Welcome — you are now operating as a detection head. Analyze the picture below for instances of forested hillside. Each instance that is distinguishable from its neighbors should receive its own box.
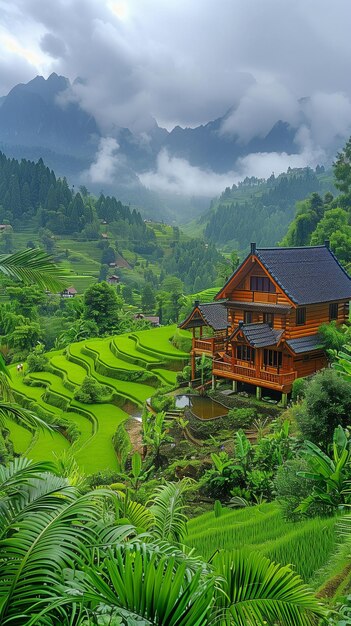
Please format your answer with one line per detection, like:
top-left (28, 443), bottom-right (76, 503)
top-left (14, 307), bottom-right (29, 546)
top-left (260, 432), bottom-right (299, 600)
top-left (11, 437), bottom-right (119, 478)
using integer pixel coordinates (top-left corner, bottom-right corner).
top-left (202, 167), bottom-right (335, 252)
top-left (0, 151), bottom-right (145, 238)
top-left (281, 139), bottom-right (351, 270)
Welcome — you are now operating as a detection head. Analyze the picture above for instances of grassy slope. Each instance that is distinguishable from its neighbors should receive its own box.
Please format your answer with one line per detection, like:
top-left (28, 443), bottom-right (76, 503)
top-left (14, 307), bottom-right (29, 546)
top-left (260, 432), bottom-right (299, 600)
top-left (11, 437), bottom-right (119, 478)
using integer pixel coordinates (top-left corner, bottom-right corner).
top-left (7, 326), bottom-right (190, 473)
top-left (11, 222), bottom-right (190, 295)
top-left (187, 503), bottom-right (338, 585)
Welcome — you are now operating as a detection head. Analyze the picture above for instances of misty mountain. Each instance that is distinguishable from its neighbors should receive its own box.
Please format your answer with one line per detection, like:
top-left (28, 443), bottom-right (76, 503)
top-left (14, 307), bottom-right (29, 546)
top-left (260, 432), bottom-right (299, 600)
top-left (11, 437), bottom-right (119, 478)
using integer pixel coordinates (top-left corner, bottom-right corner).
top-left (0, 73), bottom-right (316, 220)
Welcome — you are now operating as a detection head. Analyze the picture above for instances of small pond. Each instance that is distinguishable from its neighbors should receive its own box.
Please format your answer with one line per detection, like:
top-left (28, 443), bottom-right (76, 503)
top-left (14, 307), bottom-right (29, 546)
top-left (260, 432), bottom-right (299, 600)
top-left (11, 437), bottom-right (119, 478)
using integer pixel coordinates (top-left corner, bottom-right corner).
top-left (175, 394), bottom-right (228, 420)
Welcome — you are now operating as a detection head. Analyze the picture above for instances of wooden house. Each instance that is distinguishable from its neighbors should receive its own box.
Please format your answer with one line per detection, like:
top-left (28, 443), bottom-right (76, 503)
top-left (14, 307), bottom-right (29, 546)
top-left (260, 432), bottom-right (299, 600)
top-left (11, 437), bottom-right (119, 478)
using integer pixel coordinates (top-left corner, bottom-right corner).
top-left (61, 286), bottom-right (77, 298)
top-left (107, 274), bottom-right (120, 285)
top-left (179, 242), bottom-right (351, 404)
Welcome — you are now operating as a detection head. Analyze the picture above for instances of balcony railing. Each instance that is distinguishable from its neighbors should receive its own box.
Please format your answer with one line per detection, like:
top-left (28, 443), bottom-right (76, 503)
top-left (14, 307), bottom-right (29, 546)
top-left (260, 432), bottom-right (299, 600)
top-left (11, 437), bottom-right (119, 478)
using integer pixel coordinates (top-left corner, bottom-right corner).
top-left (193, 338), bottom-right (225, 353)
top-left (212, 359), bottom-right (297, 388)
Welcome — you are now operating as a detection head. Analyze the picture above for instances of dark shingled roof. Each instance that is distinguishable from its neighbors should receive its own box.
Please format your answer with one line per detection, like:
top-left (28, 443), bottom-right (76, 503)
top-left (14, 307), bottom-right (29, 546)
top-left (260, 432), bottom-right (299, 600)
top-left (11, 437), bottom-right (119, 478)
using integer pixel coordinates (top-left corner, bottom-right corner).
top-left (197, 303), bottom-right (228, 330)
top-left (179, 302), bottom-right (228, 331)
top-left (231, 323), bottom-right (283, 348)
top-left (256, 246), bottom-right (351, 305)
top-left (286, 335), bottom-right (324, 354)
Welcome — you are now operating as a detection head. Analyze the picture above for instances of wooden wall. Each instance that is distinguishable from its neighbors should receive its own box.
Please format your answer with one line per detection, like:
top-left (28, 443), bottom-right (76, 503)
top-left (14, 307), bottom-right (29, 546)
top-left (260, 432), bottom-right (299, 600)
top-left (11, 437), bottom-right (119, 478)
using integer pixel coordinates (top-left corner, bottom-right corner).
top-left (285, 300), bottom-right (349, 339)
top-left (293, 352), bottom-right (328, 378)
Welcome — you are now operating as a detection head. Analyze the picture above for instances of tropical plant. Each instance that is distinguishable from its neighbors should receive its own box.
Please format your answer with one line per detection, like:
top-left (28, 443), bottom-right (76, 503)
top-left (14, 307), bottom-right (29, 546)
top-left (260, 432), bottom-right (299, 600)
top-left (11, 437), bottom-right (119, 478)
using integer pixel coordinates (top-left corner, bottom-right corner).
top-left (0, 457), bottom-right (327, 625)
top-left (296, 426), bottom-right (351, 515)
top-left (142, 410), bottom-right (174, 468)
top-left (334, 344), bottom-right (351, 382)
top-left (0, 247), bottom-right (65, 433)
top-left (0, 248), bottom-right (66, 292)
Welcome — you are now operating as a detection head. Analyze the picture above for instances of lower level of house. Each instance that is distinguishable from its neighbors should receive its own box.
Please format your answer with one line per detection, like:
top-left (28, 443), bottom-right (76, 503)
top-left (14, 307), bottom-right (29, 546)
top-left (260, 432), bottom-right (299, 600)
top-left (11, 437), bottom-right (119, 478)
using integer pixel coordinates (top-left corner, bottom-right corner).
top-left (190, 340), bottom-right (327, 405)
top-left (180, 304), bottom-right (328, 406)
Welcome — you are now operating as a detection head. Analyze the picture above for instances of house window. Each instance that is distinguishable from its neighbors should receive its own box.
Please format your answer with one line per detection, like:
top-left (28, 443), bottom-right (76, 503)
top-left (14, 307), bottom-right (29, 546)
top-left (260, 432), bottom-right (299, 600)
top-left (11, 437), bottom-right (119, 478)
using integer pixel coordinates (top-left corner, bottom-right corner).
top-left (296, 307), bottom-right (306, 325)
top-left (263, 349), bottom-right (282, 368)
top-left (263, 312), bottom-right (274, 327)
top-left (250, 276), bottom-right (276, 293)
top-left (329, 303), bottom-right (338, 321)
top-left (244, 311), bottom-right (252, 324)
top-left (237, 345), bottom-right (255, 363)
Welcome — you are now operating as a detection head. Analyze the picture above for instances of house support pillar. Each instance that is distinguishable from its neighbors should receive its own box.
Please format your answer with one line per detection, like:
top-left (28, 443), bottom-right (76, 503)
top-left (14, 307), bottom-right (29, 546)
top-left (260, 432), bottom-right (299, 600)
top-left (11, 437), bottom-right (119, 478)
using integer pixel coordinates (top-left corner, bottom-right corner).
top-left (212, 375), bottom-right (216, 390)
top-left (256, 386), bottom-right (262, 400)
top-left (191, 352), bottom-right (196, 380)
top-left (232, 380), bottom-right (238, 392)
top-left (281, 392), bottom-right (288, 408)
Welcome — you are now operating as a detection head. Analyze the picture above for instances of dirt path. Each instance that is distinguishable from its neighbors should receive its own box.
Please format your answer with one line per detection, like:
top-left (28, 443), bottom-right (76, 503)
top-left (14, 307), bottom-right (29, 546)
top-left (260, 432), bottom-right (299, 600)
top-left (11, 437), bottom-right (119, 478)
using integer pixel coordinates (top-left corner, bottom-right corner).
top-left (125, 417), bottom-right (143, 454)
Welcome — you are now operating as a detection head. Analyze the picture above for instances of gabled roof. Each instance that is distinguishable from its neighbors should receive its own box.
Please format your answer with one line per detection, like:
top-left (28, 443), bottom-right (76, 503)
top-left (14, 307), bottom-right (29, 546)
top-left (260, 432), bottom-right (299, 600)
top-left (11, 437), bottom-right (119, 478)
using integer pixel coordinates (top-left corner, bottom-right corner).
top-left (62, 286), bottom-right (77, 294)
top-left (230, 323), bottom-right (284, 348)
top-left (179, 302), bottom-right (228, 331)
top-left (286, 335), bottom-right (324, 354)
top-left (216, 244), bottom-right (351, 305)
top-left (256, 246), bottom-right (351, 305)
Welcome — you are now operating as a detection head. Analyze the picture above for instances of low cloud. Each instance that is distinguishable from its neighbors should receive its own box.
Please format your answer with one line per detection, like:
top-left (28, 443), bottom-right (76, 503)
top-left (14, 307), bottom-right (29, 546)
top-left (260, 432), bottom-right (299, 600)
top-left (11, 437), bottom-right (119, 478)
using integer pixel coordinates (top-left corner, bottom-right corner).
top-left (139, 150), bottom-right (240, 197)
top-left (220, 82), bottom-right (299, 142)
top-left (140, 146), bottom-right (325, 198)
top-left (82, 136), bottom-right (121, 184)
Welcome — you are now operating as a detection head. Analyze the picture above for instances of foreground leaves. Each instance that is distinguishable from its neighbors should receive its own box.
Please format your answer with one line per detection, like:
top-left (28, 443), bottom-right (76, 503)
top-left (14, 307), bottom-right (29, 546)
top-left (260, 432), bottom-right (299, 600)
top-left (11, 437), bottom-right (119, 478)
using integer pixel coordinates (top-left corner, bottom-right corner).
top-left (0, 248), bottom-right (67, 293)
top-left (0, 459), bottom-right (327, 625)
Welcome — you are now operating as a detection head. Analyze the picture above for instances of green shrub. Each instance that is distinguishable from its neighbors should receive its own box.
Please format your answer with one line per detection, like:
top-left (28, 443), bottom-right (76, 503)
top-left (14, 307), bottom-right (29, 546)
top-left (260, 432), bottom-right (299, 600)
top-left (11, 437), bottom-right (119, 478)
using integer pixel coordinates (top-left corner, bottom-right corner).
top-left (26, 344), bottom-right (49, 373)
top-left (227, 407), bottom-right (253, 429)
top-left (74, 376), bottom-right (110, 404)
top-left (274, 458), bottom-right (318, 520)
top-left (176, 364), bottom-right (191, 384)
top-left (295, 368), bottom-right (351, 447)
top-left (87, 469), bottom-right (124, 488)
top-left (113, 423), bottom-right (132, 471)
top-left (150, 390), bottom-right (175, 412)
top-left (291, 377), bottom-right (308, 402)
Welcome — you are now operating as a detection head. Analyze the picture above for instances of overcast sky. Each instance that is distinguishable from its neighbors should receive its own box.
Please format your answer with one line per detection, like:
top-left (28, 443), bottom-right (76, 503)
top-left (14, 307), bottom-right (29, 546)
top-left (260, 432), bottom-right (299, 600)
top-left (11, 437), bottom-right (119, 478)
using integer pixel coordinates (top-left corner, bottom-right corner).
top-left (1, 0), bottom-right (351, 193)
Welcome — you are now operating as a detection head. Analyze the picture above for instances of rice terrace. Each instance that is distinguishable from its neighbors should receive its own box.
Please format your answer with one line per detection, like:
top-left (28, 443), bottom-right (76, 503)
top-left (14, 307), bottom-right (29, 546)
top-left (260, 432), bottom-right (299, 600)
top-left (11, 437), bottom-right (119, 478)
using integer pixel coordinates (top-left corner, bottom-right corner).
top-left (6, 325), bottom-right (188, 473)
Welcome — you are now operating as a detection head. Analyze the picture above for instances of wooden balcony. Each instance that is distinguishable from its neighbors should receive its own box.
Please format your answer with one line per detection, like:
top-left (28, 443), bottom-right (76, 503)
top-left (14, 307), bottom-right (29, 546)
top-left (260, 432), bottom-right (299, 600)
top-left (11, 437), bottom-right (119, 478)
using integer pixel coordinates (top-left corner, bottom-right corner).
top-left (212, 359), bottom-right (297, 391)
top-left (193, 337), bottom-right (225, 355)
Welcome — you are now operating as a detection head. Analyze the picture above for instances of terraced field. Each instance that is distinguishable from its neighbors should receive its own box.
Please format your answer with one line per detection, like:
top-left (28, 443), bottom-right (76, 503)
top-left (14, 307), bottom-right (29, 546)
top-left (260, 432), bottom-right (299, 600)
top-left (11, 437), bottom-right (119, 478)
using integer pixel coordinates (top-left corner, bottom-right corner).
top-left (7, 325), bottom-right (189, 474)
top-left (187, 502), bottom-right (339, 585)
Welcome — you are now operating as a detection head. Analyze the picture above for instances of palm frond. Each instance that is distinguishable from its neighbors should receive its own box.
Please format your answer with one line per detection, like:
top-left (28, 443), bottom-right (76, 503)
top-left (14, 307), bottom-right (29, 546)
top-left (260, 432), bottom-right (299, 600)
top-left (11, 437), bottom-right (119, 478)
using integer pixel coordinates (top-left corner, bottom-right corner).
top-left (0, 474), bottom-right (77, 539)
top-left (81, 545), bottom-right (214, 626)
top-left (0, 489), bottom-right (115, 624)
top-left (0, 401), bottom-right (53, 432)
top-left (0, 457), bottom-right (57, 494)
top-left (212, 550), bottom-right (327, 626)
top-left (150, 479), bottom-right (192, 543)
top-left (0, 248), bottom-right (67, 292)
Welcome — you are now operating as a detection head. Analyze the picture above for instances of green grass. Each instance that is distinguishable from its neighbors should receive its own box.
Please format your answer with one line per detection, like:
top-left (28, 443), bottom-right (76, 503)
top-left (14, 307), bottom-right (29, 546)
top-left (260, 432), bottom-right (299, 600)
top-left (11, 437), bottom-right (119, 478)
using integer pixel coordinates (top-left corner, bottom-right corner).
top-left (7, 326), bottom-right (191, 474)
top-left (6, 419), bottom-right (33, 453)
top-left (84, 338), bottom-right (143, 371)
top-left (130, 325), bottom-right (189, 359)
top-left (187, 503), bottom-right (338, 584)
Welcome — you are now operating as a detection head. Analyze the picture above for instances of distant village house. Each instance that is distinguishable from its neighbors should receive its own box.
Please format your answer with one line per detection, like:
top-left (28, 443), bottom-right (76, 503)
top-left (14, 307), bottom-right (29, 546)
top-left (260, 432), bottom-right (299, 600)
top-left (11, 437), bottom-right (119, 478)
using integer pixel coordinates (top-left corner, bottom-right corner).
top-left (134, 313), bottom-right (160, 327)
top-left (61, 286), bottom-right (77, 298)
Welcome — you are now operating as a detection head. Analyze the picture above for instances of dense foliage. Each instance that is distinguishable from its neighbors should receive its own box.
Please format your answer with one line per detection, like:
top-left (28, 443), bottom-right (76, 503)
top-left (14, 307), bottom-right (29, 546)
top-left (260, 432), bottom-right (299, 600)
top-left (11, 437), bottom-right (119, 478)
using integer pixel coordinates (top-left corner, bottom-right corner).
top-left (281, 137), bottom-right (351, 268)
top-left (204, 167), bottom-right (333, 251)
top-left (0, 458), bottom-right (327, 625)
top-left (0, 151), bottom-right (145, 238)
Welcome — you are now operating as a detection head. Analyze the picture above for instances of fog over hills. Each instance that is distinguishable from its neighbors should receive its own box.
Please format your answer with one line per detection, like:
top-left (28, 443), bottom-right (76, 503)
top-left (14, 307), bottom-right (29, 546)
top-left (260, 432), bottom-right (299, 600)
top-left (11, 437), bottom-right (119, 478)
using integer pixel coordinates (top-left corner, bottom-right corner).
top-left (0, 73), bottom-right (345, 221)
